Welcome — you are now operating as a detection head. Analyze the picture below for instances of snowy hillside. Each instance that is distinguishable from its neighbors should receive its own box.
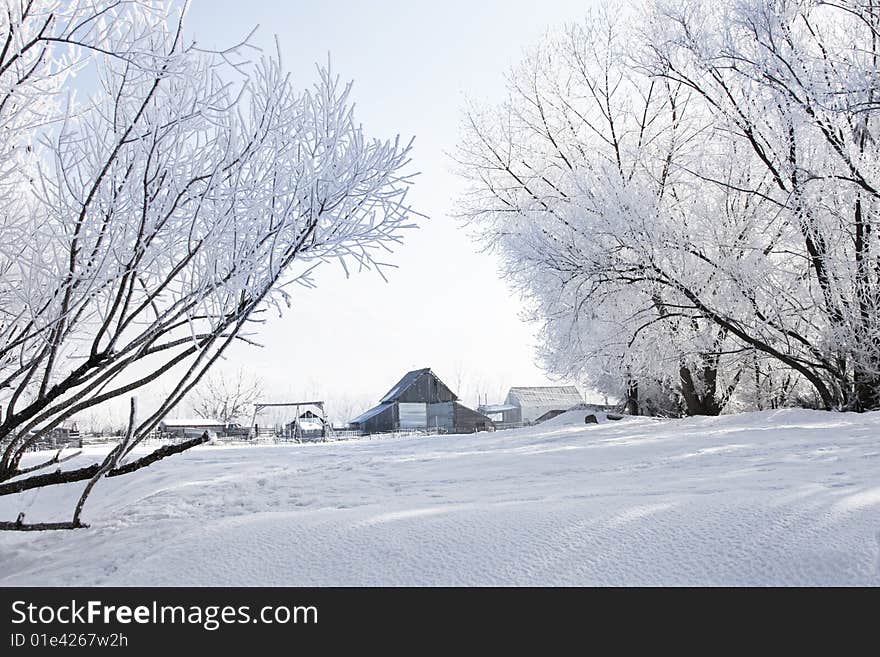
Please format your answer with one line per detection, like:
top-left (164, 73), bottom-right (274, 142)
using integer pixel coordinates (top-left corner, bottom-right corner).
top-left (1, 409), bottom-right (879, 586)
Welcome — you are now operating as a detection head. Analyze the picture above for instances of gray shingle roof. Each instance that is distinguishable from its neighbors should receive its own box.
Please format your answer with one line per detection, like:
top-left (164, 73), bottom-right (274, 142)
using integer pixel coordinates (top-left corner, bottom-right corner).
top-left (350, 402), bottom-right (393, 425)
top-left (379, 367), bottom-right (432, 403)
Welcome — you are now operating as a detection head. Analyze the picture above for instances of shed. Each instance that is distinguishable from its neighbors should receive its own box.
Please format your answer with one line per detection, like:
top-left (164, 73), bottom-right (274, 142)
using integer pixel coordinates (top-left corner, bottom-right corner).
top-left (283, 407), bottom-right (328, 442)
top-left (501, 386), bottom-right (585, 424)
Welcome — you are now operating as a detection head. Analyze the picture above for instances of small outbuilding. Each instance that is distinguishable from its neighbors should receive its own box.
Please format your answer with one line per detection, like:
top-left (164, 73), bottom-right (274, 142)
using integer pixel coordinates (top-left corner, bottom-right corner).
top-left (350, 368), bottom-right (493, 435)
top-left (488, 386), bottom-right (585, 425)
top-left (284, 408), bottom-right (328, 442)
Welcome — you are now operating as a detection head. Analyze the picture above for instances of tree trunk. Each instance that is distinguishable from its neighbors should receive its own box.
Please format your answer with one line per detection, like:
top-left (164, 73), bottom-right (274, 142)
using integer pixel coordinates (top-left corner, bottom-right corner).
top-left (679, 364), bottom-right (722, 416)
top-left (624, 380), bottom-right (640, 415)
top-left (853, 368), bottom-right (880, 411)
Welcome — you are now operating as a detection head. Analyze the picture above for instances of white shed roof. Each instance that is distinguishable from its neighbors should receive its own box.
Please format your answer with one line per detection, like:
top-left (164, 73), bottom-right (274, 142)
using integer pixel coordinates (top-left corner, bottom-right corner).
top-left (505, 386), bottom-right (583, 408)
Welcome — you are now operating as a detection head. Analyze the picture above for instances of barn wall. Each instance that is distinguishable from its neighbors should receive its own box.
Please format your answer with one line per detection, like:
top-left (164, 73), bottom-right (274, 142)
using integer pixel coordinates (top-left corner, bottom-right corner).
top-left (453, 403), bottom-right (494, 433)
top-left (396, 372), bottom-right (457, 404)
top-left (359, 404), bottom-right (397, 434)
top-left (427, 402), bottom-right (455, 431)
top-left (502, 408), bottom-right (522, 424)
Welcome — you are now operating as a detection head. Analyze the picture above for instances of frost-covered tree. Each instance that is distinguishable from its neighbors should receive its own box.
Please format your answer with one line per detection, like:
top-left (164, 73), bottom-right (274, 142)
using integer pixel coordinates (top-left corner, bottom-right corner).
top-left (647, 0), bottom-right (880, 410)
top-left (190, 370), bottom-right (262, 425)
top-left (455, 8), bottom-right (745, 415)
top-left (0, 1), bottom-right (416, 528)
top-left (456, 0), bottom-right (880, 414)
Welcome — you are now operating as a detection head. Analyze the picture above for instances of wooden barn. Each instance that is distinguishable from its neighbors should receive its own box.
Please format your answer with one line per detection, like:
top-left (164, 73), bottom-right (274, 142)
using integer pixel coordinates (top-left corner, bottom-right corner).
top-left (350, 368), bottom-right (493, 435)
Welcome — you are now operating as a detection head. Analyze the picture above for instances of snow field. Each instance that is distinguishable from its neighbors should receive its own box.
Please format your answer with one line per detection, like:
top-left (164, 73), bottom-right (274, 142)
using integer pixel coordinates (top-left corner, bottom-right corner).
top-left (1, 409), bottom-right (879, 586)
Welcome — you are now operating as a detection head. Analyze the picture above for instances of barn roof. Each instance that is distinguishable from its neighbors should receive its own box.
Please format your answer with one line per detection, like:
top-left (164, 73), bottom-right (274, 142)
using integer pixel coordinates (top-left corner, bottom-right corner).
top-left (350, 402), bottom-right (393, 425)
top-left (506, 386), bottom-right (583, 408)
top-left (379, 368), bottom-right (457, 403)
top-left (380, 368), bottom-right (429, 402)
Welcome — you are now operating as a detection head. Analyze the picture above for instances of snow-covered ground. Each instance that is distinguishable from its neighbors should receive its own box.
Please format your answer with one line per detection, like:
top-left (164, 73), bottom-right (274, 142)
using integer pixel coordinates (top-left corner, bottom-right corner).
top-left (1, 409), bottom-right (879, 586)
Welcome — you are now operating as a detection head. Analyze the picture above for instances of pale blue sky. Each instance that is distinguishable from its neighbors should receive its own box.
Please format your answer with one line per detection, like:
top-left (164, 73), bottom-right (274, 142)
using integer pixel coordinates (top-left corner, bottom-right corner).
top-left (184, 0), bottom-right (600, 415)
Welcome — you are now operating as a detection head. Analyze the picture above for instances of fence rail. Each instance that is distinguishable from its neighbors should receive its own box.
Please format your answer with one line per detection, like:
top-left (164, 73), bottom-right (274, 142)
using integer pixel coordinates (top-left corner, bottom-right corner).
top-left (16, 424), bottom-right (469, 453)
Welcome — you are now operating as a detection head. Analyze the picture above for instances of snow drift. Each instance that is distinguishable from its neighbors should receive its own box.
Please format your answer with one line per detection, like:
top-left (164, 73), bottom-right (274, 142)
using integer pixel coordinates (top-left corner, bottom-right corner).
top-left (1, 409), bottom-right (879, 586)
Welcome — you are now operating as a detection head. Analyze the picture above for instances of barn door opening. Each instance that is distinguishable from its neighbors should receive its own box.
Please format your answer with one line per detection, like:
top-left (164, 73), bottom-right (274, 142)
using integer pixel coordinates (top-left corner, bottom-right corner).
top-left (398, 403), bottom-right (427, 429)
